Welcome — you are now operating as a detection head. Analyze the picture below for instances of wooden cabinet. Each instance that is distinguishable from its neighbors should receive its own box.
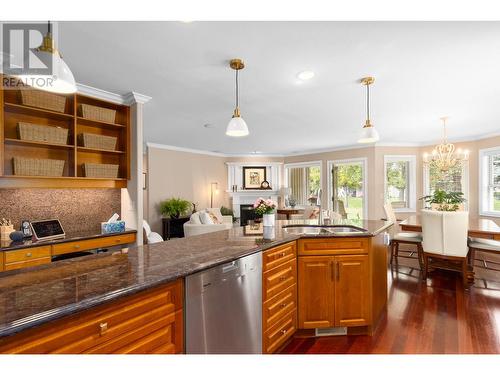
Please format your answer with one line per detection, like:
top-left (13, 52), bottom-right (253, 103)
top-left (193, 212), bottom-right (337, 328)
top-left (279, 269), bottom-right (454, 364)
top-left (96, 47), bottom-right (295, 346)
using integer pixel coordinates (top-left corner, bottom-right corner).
top-left (0, 280), bottom-right (184, 354)
top-left (1, 233), bottom-right (136, 273)
top-left (297, 256), bottom-right (336, 329)
top-left (334, 255), bottom-right (370, 327)
top-left (297, 238), bottom-right (374, 331)
top-left (3, 245), bottom-right (52, 271)
top-left (262, 241), bottom-right (297, 354)
top-left (51, 233), bottom-right (136, 256)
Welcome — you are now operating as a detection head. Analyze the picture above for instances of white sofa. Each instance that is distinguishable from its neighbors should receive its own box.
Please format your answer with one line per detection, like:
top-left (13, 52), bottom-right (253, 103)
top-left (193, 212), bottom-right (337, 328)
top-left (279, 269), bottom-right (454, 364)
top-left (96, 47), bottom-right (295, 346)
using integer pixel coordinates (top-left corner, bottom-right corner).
top-left (183, 208), bottom-right (233, 237)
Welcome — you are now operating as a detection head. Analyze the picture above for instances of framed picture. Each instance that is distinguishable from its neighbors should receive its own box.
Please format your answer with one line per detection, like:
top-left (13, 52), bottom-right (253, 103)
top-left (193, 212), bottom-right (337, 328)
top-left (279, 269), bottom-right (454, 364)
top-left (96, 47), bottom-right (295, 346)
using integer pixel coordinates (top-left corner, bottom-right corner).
top-left (243, 167), bottom-right (267, 189)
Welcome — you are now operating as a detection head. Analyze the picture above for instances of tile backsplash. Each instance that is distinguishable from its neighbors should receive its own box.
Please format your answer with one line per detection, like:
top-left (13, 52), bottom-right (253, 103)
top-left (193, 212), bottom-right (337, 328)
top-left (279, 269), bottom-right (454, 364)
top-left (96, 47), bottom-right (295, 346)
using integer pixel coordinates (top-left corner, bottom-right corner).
top-left (0, 189), bottom-right (121, 233)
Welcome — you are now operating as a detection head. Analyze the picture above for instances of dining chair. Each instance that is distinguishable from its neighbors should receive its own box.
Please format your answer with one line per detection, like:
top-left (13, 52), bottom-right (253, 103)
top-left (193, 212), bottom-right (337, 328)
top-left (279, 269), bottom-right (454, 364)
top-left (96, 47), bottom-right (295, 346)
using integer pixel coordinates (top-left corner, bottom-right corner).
top-left (384, 203), bottom-right (423, 267)
top-left (143, 220), bottom-right (164, 244)
top-left (421, 209), bottom-right (470, 285)
top-left (467, 238), bottom-right (500, 273)
top-left (337, 200), bottom-right (348, 219)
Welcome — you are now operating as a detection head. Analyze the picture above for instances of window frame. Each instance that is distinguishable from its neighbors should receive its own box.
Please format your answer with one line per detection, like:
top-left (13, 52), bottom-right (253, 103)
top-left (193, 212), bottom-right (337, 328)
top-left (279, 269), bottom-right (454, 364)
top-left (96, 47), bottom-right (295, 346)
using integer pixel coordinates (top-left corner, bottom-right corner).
top-left (423, 159), bottom-right (469, 210)
top-left (327, 158), bottom-right (368, 219)
top-left (283, 160), bottom-right (322, 208)
top-left (383, 155), bottom-right (417, 213)
top-left (479, 146), bottom-right (500, 217)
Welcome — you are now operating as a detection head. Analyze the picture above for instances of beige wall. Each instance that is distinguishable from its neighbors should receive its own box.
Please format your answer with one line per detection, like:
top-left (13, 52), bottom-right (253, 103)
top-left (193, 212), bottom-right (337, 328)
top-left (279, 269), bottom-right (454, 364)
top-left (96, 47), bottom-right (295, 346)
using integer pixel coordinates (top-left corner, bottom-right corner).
top-left (147, 147), bottom-right (229, 233)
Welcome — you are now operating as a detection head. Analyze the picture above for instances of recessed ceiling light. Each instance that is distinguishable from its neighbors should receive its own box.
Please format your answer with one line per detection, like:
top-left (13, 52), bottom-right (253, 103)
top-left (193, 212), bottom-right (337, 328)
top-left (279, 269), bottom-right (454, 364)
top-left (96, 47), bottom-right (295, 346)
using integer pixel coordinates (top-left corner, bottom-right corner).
top-left (203, 123), bottom-right (215, 129)
top-left (297, 70), bottom-right (315, 81)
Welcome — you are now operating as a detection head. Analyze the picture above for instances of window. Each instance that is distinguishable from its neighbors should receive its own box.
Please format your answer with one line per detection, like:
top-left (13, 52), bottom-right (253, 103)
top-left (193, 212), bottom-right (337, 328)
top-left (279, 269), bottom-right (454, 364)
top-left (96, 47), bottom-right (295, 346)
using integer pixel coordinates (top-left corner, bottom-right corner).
top-left (328, 158), bottom-right (368, 220)
top-left (384, 155), bottom-right (416, 212)
top-left (423, 160), bottom-right (469, 208)
top-left (480, 147), bottom-right (500, 217)
top-left (284, 161), bottom-right (322, 207)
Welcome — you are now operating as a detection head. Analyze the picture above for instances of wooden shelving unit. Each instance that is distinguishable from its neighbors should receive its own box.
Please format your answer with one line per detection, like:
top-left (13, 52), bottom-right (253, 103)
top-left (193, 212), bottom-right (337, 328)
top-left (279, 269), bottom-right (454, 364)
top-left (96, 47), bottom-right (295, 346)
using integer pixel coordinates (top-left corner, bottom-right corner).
top-left (0, 80), bottom-right (130, 188)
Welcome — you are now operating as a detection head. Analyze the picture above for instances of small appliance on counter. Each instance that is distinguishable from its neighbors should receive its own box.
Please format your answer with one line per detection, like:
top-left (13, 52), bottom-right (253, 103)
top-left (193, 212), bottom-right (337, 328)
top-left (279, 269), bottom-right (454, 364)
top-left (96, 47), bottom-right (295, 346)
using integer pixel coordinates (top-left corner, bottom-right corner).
top-left (30, 219), bottom-right (65, 241)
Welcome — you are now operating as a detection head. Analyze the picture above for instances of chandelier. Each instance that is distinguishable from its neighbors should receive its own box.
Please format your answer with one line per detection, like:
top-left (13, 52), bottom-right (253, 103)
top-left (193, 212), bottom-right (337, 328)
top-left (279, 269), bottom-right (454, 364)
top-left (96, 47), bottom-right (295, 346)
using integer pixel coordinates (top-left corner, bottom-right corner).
top-left (423, 117), bottom-right (469, 172)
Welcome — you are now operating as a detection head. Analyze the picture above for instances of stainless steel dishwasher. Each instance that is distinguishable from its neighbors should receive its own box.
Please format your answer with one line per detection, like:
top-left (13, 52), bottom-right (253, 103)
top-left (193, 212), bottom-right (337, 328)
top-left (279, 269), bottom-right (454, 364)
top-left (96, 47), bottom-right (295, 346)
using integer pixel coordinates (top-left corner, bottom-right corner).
top-left (185, 252), bottom-right (262, 354)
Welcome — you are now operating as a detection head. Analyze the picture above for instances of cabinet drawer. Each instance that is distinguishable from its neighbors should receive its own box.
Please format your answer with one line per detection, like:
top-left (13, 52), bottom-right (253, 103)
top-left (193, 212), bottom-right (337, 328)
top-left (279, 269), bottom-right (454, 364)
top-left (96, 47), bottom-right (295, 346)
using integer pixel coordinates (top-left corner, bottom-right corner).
top-left (263, 258), bottom-right (296, 301)
top-left (4, 257), bottom-right (51, 271)
top-left (0, 280), bottom-right (183, 354)
top-left (298, 238), bottom-right (369, 256)
top-left (263, 309), bottom-right (297, 354)
top-left (263, 242), bottom-right (296, 272)
top-left (52, 233), bottom-right (136, 256)
top-left (263, 283), bottom-right (296, 330)
top-left (4, 246), bottom-right (51, 264)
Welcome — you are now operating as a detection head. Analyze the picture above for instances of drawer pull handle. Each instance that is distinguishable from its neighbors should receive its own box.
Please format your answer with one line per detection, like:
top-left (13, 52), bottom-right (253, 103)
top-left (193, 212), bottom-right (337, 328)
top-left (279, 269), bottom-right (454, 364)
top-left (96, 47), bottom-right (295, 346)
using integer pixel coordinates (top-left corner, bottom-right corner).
top-left (73, 245), bottom-right (80, 249)
top-left (280, 303), bottom-right (287, 308)
top-left (99, 322), bottom-right (108, 336)
top-left (25, 252), bottom-right (32, 257)
top-left (279, 276), bottom-right (287, 281)
top-left (279, 252), bottom-right (286, 257)
top-left (280, 329), bottom-right (287, 335)
top-left (115, 239), bottom-right (121, 243)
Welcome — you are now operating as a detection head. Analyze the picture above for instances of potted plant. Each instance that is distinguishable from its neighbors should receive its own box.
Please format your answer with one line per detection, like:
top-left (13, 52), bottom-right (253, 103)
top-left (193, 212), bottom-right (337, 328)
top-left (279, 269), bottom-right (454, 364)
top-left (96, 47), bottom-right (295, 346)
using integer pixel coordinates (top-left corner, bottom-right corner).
top-left (160, 198), bottom-right (191, 219)
top-left (419, 189), bottom-right (466, 212)
top-left (254, 197), bottom-right (277, 227)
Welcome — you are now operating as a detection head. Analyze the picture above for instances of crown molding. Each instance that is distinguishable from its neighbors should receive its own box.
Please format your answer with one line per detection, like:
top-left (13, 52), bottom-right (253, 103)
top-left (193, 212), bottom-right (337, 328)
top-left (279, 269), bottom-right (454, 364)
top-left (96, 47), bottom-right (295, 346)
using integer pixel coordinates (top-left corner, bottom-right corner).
top-left (146, 130), bottom-right (500, 159)
top-left (123, 92), bottom-right (152, 105)
top-left (76, 84), bottom-right (152, 106)
top-left (146, 142), bottom-right (226, 157)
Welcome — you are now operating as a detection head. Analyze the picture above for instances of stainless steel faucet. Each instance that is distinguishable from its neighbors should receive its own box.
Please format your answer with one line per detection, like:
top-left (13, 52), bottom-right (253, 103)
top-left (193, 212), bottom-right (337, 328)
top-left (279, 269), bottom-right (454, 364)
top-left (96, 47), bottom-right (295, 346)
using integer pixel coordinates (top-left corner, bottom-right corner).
top-left (316, 188), bottom-right (323, 225)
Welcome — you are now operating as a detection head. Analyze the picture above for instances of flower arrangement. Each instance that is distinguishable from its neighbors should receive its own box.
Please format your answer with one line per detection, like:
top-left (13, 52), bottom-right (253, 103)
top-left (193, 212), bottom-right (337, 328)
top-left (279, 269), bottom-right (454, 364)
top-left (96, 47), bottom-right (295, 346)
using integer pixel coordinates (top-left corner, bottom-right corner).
top-left (253, 197), bottom-right (277, 215)
top-left (419, 189), bottom-right (466, 212)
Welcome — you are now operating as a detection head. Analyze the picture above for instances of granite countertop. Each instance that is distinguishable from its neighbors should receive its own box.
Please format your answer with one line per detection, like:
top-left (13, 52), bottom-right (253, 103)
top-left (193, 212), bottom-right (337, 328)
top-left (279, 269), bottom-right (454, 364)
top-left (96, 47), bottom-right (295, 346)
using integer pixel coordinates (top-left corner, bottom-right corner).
top-left (0, 229), bottom-right (137, 252)
top-left (0, 219), bottom-right (392, 339)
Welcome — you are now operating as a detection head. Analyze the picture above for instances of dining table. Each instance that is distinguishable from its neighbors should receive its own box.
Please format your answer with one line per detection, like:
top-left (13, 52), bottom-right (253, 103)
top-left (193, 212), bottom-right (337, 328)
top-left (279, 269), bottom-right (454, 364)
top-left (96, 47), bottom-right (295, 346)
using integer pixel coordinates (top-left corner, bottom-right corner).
top-left (399, 215), bottom-right (500, 240)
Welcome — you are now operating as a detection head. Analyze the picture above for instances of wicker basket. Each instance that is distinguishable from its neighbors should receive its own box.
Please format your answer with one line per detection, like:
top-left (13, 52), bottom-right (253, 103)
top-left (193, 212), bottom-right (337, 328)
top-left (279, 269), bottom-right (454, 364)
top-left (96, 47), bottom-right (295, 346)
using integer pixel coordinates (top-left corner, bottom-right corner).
top-left (78, 133), bottom-right (117, 151)
top-left (20, 90), bottom-right (66, 113)
top-left (13, 157), bottom-right (65, 177)
top-left (18, 122), bottom-right (69, 145)
top-left (79, 104), bottom-right (116, 123)
top-left (83, 163), bottom-right (119, 178)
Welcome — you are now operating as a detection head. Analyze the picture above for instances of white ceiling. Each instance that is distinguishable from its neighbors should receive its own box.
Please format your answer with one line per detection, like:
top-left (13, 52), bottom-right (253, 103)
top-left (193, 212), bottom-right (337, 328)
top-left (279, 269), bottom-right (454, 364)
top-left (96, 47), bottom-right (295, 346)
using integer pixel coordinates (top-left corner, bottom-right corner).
top-left (58, 21), bottom-right (500, 155)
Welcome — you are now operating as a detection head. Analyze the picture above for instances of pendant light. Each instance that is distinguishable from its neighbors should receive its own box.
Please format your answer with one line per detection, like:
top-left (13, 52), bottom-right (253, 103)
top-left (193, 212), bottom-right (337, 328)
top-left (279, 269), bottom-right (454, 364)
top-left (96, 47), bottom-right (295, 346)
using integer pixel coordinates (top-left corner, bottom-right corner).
top-left (226, 58), bottom-right (249, 137)
top-left (358, 76), bottom-right (380, 143)
top-left (16, 21), bottom-right (76, 94)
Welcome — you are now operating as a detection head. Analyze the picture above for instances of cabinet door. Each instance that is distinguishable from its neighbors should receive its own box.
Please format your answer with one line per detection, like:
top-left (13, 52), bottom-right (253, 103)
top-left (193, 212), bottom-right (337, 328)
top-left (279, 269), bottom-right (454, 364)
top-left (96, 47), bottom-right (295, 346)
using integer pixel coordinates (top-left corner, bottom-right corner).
top-left (297, 256), bottom-right (335, 329)
top-left (334, 254), bottom-right (370, 327)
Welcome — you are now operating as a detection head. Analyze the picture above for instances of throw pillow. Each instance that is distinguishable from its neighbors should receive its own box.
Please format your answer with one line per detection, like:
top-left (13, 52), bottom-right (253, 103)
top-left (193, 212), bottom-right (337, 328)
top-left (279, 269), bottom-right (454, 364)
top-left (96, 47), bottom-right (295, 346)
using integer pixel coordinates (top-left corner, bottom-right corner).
top-left (200, 211), bottom-right (214, 225)
top-left (206, 208), bottom-right (224, 223)
top-left (207, 212), bottom-right (221, 224)
top-left (190, 212), bottom-right (202, 224)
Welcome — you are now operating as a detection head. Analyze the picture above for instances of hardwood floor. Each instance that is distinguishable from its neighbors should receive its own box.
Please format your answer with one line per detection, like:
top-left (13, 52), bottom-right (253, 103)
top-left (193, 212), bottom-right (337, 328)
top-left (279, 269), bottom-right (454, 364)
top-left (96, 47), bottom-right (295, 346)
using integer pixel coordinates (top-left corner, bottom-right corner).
top-left (281, 247), bottom-right (500, 354)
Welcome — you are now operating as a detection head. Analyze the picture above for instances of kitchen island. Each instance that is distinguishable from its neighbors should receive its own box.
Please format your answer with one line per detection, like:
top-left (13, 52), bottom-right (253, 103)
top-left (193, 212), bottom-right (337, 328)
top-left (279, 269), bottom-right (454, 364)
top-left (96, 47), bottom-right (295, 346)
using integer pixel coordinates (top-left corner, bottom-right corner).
top-left (0, 219), bottom-right (392, 354)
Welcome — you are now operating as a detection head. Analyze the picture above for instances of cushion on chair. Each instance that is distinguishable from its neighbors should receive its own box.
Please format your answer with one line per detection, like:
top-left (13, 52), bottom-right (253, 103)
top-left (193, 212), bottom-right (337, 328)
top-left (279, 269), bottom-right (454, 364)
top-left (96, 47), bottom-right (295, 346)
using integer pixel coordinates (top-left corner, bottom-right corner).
top-left (206, 208), bottom-right (224, 223)
top-left (200, 211), bottom-right (214, 225)
top-left (393, 232), bottom-right (422, 242)
top-left (190, 212), bottom-right (202, 224)
top-left (468, 238), bottom-right (500, 252)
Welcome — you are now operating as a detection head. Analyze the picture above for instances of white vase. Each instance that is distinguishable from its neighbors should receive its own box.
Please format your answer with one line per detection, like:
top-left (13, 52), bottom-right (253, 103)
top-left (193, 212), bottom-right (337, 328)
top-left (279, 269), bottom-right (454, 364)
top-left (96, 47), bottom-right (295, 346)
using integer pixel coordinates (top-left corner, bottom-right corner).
top-left (263, 213), bottom-right (275, 227)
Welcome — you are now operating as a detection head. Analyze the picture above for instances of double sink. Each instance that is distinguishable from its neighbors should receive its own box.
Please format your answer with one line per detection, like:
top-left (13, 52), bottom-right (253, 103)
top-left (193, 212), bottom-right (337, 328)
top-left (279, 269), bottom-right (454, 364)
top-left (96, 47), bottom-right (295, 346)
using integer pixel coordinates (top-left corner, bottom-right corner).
top-left (282, 224), bottom-right (368, 236)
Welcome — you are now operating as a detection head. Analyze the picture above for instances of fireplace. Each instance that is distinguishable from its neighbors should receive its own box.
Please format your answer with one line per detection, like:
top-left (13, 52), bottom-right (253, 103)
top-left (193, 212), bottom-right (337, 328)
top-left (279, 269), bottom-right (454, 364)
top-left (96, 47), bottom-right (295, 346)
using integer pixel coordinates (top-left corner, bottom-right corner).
top-left (240, 204), bottom-right (262, 226)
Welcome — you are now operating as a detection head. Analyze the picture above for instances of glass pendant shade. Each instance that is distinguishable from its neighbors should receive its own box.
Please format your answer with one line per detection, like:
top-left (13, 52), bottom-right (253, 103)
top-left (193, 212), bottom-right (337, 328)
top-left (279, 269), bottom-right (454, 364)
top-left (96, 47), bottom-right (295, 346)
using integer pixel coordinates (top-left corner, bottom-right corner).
top-left (358, 122), bottom-right (380, 143)
top-left (226, 58), bottom-right (249, 137)
top-left (357, 77), bottom-right (379, 144)
top-left (17, 50), bottom-right (77, 94)
top-left (226, 114), bottom-right (249, 137)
